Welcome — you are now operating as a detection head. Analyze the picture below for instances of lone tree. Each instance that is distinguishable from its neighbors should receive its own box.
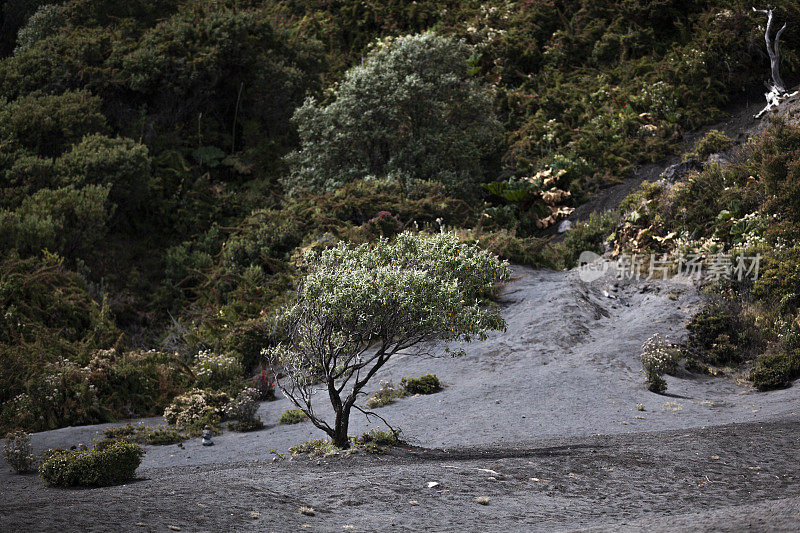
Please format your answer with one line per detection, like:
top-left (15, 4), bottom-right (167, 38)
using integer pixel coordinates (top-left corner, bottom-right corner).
top-left (265, 232), bottom-right (510, 448)
top-left (283, 33), bottom-right (501, 197)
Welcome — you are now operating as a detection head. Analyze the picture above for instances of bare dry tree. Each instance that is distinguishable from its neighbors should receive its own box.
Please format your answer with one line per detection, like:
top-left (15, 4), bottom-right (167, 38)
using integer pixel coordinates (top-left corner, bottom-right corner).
top-left (753, 7), bottom-right (797, 118)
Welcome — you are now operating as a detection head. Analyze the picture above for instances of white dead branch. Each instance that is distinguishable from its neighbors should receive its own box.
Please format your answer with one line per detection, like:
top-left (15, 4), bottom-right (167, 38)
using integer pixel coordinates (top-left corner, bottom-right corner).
top-left (753, 7), bottom-right (798, 118)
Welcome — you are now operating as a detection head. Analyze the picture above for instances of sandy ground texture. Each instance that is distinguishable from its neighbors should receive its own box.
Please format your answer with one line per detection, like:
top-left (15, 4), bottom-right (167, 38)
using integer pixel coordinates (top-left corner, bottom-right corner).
top-left (2, 264), bottom-right (800, 532)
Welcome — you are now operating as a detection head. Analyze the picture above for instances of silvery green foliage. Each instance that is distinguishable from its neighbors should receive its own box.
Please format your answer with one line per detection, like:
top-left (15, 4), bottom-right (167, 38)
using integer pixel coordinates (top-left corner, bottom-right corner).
top-left (2, 430), bottom-right (35, 474)
top-left (14, 4), bottom-right (67, 55)
top-left (284, 33), bottom-right (501, 197)
top-left (224, 387), bottom-right (261, 423)
top-left (640, 333), bottom-right (679, 393)
top-left (265, 231), bottom-right (509, 446)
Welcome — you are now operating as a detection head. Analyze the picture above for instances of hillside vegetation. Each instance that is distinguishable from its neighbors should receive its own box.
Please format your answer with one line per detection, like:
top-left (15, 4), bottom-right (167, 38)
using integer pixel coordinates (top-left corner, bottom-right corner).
top-left (1, 0), bottom-right (799, 432)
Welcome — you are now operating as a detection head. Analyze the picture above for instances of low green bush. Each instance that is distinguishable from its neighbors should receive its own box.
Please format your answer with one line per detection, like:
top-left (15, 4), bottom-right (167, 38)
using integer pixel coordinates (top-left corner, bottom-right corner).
top-left (103, 424), bottom-right (185, 445)
top-left (287, 438), bottom-right (339, 457)
top-left (401, 374), bottom-right (441, 395)
top-left (354, 428), bottom-right (401, 454)
top-left (2, 430), bottom-right (36, 473)
top-left (686, 300), bottom-right (762, 367)
top-left (751, 349), bottom-right (800, 391)
top-left (683, 129), bottom-right (734, 161)
top-left (364, 380), bottom-right (406, 409)
top-left (278, 409), bottom-right (308, 425)
top-left (39, 440), bottom-right (144, 487)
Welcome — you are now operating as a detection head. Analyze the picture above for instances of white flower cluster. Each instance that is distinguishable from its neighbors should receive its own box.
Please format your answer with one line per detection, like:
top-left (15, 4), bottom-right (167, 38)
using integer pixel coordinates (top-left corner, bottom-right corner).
top-left (640, 333), bottom-right (679, 378)
top-left (224, 387), bottom-right (261, 422)
top-left (163, 389), bottom-right (229, 428)
top-left (192, 350), bottom-right (242, 387)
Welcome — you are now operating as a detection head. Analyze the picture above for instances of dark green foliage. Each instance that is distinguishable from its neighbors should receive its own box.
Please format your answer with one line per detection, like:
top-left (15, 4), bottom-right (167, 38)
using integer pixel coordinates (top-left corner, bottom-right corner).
top-left (1, 185), bottom-right (114, 260)
top-left (38, 440), bottom-right (144, 487)
top-left (751, 349), bottom-right (800, 391)
top-left (686, 300), bottom-right (762, 367)
top-left (285, 33), bottom-right (501, 197)
top-left (354, 428), bottom-right (401, 453)
top-left (103, 423), bottom-right (185, 445)
top-left (0, 91), bottom-right (107, 157)
top-left (684, 129), bottom-right (734, 161)
top-left (56, 134), bottom-right (152, 216)
top-left (754, 245), bottom-right (800, 313)
top-left (558, 212), bottom-right (619, 269)
top-left (278, 409), bottom-right (308, 425)
top-left (401, 374), bottom-right (441, 395)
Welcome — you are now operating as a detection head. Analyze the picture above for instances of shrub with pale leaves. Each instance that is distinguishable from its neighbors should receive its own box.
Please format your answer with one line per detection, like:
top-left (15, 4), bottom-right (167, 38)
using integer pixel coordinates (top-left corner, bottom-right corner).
top-left (2, 431), bottom-right (36, 474)
top-left (224, 387), bottom-right (263, 431)
top-left (163, 389), bottom-right (230, 433)
top-left (640, 333), bottom-right (680, 393)
top-left (192, 350), bottom-right (243, 390)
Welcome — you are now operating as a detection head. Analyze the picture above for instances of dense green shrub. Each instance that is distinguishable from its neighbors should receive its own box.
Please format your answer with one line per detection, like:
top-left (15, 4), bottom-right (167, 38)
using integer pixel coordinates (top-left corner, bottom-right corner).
top-left (753, 245), bottom-right (800, 313)
top-left (558, 211), bottom-right (619, 269)
top-left (285, 33), bottom-right (501, 197)
top-left (221, 209), bottom-right (303, 275)
top-left (354, 428), bottom-right (401, 453)
top-left (400, 374), bottom-right (441, 395)
top-left (56, 134), bottom-right (152, 215)
top-left (0, 91), bottom-right (106, 157)
top-left (751, 349), bottom-right (800, 391)
top-left (278, 409), bottom-right (308, 425)
top-left (684, 130), bottom-right (734, 161)
top-left (1, 152), bottom-right (57, 208)
top-left (287, 438), bottom-right (338, 457)
top-left (686, 300), bottom-right (762, 367)
top-left (1, 184), bottom-right (113, 259)
top-left (39, 440), bottom-right (144, 487)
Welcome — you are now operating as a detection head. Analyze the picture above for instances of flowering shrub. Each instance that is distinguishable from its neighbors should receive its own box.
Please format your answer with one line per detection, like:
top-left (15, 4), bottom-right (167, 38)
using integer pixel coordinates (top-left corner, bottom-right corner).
top-left (2, 430), bottom-right (36, 473)
top-left (39, 440), bottom-right (144, 487)
top-left (251, 365), bottom-right (276, 401)
top-left (192, 350), bottom-right (243, 390)
top-left (163, 389), bottom-right (230, 434)
top-left (640, 334), bottom-right (680, 393)
top-left (224, 387), bottom-right (263, 432)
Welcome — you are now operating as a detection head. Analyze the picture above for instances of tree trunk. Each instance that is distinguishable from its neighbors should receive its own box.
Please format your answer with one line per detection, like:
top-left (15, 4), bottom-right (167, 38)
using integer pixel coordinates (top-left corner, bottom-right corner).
top-left (333, 404), bottom-right (351, 449)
